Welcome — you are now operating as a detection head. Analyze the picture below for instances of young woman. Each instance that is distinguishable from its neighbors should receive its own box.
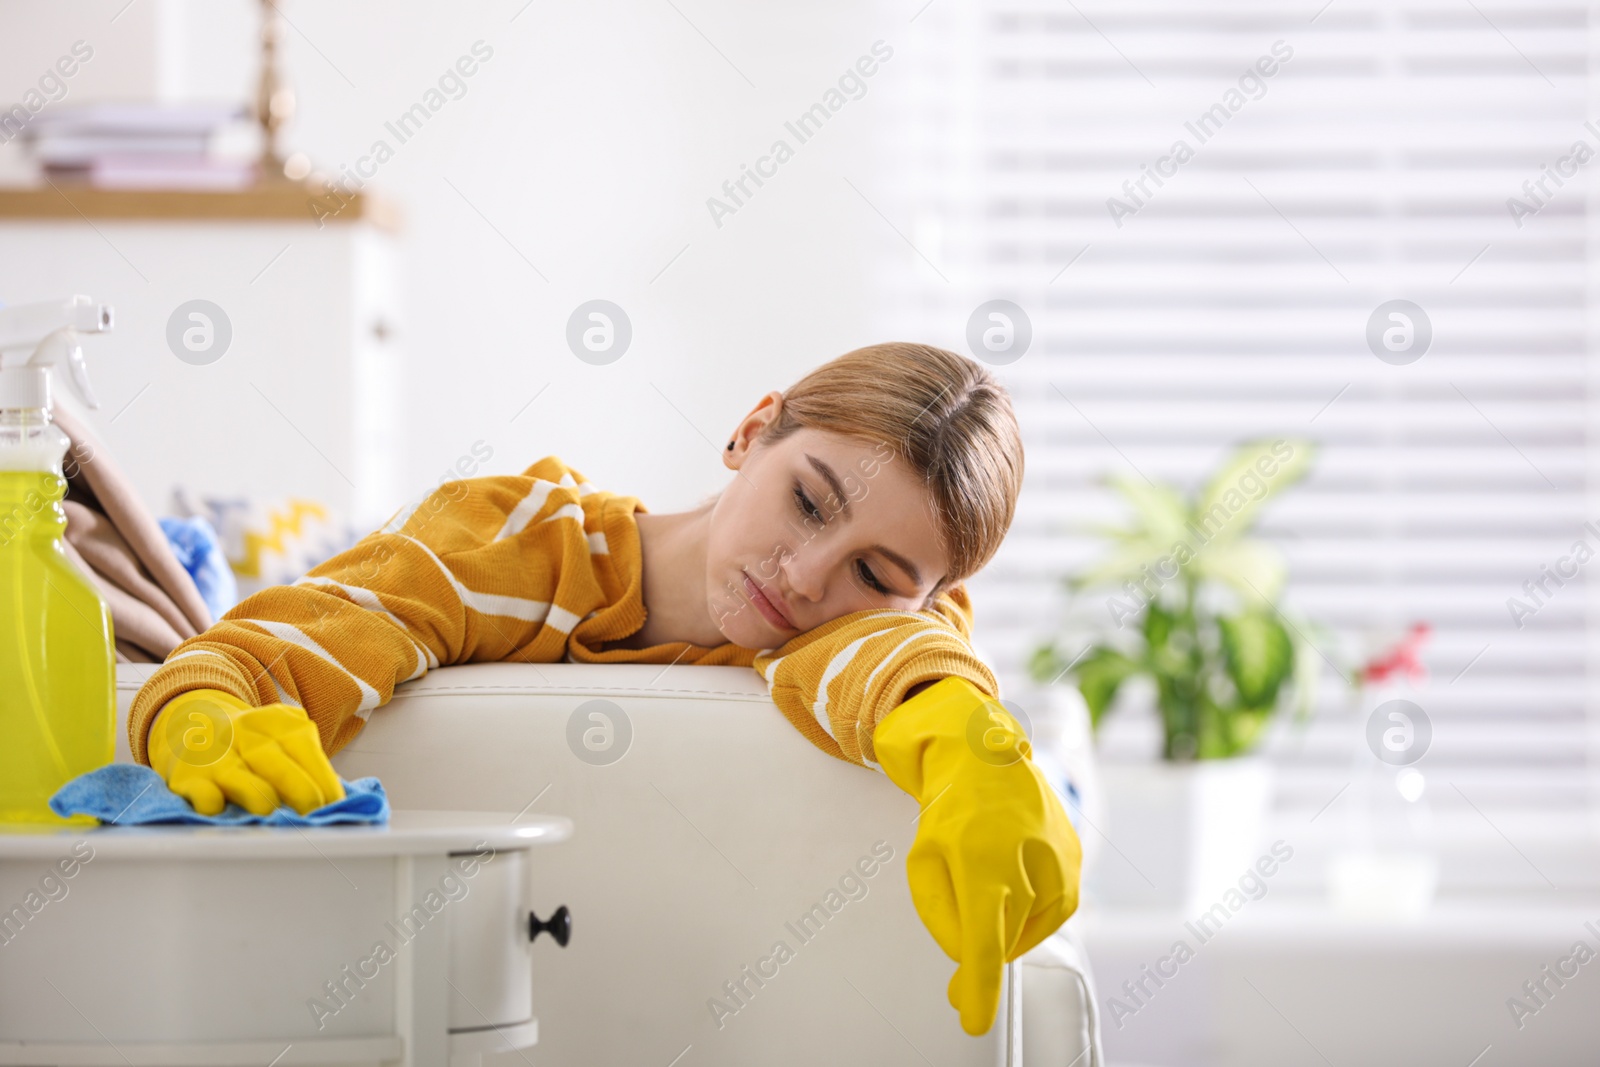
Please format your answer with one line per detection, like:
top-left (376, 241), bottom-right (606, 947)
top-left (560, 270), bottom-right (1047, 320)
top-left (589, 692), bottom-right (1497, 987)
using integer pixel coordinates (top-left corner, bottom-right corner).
top-left (129, 342), bottom-right (1081, 1035)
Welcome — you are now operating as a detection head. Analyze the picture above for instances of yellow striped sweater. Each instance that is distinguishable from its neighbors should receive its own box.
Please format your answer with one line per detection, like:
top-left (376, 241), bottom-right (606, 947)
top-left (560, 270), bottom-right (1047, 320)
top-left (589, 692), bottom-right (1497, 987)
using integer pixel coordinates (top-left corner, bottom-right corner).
top-left (128, 456), bottom-right (999, 771)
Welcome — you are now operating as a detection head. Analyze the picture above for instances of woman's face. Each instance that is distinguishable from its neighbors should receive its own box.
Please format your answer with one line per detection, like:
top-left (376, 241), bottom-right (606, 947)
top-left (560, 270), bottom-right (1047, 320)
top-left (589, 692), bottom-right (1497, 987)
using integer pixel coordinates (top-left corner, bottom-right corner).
top-left (706, 393), bottom-right (951, 648)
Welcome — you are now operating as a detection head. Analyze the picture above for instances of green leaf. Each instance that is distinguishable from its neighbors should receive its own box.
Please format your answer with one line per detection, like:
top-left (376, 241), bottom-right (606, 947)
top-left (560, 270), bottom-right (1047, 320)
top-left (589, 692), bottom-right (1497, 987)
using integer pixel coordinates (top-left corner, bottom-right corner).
top-left (1143, 598), bottom-right (1175, 650)
top-left (1288, 616), bottom-right (1332, 718)
top-left (1027, 644), bottom-right (1067, 686)
top-left (1155, 674), bottom-right (1202, 759)
top-left (1071, 474), bottom-right (1193, 591)
top-left (1191, 439), bottom-right (1315, 542)
top-left (1109, 473), bottom-right (1191, 541)
top-left (1080, 520), bottom-right (1151, 543)
top-left (1196, 697), bottom-right (1274, 758)
top-left (1190, 538), bottom-right (1288, 601)
top-left (1070, 541), bottom-right (1171, 592)
top-left (1072, 647), bottom-right (1141, 728)
top-left (1043, 436), bottom-right (1320, 761)
top-left (1217, 611), bottom-right (1294, 709)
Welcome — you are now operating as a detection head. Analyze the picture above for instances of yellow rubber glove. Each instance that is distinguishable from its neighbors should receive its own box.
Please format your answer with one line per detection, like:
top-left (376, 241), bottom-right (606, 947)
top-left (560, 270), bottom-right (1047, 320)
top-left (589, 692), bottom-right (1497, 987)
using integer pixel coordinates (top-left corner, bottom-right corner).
top-left (874, 676), bottom-right (1082, 1036)
top-left (147, 689), bottom-right (346, 817)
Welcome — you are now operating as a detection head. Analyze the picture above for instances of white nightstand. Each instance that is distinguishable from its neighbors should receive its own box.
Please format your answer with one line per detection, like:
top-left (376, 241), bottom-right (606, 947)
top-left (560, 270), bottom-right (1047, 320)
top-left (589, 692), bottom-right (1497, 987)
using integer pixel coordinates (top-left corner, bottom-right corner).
top-left (0, 810), bottom-right (571, 1066)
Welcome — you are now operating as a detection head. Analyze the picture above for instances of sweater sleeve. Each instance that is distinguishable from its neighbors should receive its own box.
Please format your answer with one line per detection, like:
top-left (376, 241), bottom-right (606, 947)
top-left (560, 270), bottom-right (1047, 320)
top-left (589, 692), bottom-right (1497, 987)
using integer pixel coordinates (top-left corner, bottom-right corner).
top-left (750, 584), bottom-right (998, 769)
top-left (127, 458), bottom-right (607, 766)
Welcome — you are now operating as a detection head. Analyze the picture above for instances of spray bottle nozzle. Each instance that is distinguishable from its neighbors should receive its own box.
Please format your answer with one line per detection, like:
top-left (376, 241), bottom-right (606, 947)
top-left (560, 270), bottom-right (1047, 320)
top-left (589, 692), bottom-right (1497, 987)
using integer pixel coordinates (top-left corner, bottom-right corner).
top-left (0, 296), bottom-right (114, 413)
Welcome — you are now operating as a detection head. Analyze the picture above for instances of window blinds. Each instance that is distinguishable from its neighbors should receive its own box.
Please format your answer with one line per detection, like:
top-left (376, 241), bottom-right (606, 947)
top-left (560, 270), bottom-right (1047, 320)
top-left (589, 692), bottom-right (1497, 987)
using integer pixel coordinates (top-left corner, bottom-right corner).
top-left (872, 0), bottom-right (1597, 896)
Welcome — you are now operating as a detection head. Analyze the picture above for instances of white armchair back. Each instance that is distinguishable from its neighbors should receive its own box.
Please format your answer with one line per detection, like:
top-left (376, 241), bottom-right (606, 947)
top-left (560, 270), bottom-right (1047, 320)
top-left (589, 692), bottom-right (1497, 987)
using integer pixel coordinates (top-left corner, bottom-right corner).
top-left (117, 662), bottom-right (1099, 1066)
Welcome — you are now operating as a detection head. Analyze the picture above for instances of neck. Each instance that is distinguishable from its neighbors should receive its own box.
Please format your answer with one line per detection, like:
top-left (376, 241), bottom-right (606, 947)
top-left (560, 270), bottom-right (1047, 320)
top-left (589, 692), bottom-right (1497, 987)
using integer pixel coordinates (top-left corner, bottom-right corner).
top-left (633, 501), bottom-right (722, 647)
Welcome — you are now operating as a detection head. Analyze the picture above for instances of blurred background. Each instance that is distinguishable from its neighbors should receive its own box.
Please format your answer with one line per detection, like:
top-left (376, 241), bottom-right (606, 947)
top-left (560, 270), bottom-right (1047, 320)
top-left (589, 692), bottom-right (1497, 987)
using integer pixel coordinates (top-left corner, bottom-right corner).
top-left (1, 1), bottom-right (1596, 1063)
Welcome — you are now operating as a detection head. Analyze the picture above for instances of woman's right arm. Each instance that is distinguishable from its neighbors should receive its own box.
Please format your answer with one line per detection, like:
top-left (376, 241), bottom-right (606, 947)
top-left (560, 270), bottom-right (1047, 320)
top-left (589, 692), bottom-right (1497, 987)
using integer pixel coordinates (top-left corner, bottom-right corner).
top-left (129, 458), bottom-right (600, 767)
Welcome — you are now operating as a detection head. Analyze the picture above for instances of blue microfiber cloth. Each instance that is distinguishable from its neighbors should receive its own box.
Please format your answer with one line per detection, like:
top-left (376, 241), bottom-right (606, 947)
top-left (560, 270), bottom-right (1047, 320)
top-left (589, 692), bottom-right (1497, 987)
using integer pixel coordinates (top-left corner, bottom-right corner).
top-left (50, 763), bottom-right (389, 826)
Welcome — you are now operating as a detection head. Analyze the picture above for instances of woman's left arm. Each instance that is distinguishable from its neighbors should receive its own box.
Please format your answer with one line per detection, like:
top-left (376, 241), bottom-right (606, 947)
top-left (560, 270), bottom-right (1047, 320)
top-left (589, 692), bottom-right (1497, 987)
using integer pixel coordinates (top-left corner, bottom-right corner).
top-left (750, 584), bottom-right (1082, 1036)
top-left (750, 584), bottom-right (998, 768)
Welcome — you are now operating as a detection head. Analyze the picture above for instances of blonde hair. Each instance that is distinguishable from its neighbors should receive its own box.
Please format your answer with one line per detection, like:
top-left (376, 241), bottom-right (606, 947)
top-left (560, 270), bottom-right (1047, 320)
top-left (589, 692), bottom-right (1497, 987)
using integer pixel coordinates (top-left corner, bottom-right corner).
top-left (758, 342), bottom-right (1024, 596)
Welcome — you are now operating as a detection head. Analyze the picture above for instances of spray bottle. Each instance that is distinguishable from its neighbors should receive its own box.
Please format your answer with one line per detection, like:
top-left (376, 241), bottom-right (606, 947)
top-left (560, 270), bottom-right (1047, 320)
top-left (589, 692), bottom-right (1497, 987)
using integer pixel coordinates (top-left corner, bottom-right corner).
top-left (0, 295), bottom-right (115, 826)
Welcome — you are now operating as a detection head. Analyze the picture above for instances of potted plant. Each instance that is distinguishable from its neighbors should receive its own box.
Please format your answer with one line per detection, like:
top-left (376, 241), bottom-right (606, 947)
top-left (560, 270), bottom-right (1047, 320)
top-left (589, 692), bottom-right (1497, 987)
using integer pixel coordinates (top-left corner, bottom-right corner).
top-left (1029, 439), bottom-right (1321, 909)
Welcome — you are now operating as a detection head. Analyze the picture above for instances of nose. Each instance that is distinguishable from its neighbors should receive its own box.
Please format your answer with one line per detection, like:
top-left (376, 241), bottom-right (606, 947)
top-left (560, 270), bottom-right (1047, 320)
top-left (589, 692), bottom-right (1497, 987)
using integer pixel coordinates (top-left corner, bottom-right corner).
top-left (782, 541), bottom-right (832, 604)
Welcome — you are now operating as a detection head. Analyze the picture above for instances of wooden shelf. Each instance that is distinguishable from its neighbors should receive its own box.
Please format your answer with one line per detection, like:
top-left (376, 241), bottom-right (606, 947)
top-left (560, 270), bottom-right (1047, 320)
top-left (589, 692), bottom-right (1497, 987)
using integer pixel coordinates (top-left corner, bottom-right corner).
top-left (0, 179), bottom-right (400, 230)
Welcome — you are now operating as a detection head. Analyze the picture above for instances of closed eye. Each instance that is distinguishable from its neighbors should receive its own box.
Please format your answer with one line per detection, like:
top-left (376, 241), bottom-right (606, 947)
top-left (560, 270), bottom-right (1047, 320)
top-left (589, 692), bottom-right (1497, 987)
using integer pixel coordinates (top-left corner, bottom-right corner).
top-left (792, 484), bottom-right (821, 522)
top-left (794, 483), bottom-right (891, 595)
top-left (857, 559), bottom-right (889, 594)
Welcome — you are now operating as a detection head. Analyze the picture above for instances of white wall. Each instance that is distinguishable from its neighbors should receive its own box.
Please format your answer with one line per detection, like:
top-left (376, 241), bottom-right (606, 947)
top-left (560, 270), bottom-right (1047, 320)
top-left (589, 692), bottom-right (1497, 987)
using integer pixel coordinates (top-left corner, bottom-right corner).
top-left (0, 0), bottom-right (913, 515)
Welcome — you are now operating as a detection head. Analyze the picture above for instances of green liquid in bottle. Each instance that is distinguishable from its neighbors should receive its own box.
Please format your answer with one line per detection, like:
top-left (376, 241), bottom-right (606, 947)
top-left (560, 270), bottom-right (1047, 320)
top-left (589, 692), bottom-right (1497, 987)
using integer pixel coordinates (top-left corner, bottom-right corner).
top-left (0, 469), bottom-right (114, 826)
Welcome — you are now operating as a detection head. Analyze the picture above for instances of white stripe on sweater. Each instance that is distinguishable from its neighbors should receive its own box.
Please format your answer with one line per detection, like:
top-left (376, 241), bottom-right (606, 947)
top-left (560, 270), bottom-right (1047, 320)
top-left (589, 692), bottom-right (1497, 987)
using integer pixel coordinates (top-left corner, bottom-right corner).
top-left (807, 615), bottom-right (954, 751)
top-left (862, 629), bottom-right (944, 694)
top-left (235, 618), bottom-right (383, 718)
top-left (854, 628), bottom-right (948, 772)
top-left (543, 502), bottom-right (584, 527)
top-left (496, 479), bottom-right (562, 541)
top-left (261, 666), bottom-right (304, 710)
top-left (296, 575), bottom-right (440, 671)
top-left (810, 627), bottom-right (901, 742)
top-left (545, 604), bottom-right (582, 633)
top-left (398, 534), bottom-right (552, 623)
top-left (856, 722), bottom-right (882, 772)
top-left (404, 641), bottom-right (428, 682)
top-left (587, 531), bottom-right (609, 555)
top-left (380, 496), bottom-right (425, 535)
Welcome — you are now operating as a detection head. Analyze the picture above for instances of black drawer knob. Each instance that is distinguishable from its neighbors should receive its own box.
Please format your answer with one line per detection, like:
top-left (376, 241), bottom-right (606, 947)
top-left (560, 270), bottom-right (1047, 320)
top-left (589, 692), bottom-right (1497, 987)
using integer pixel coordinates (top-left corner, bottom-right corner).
top-left (529, 905), bottom-right (571, 947)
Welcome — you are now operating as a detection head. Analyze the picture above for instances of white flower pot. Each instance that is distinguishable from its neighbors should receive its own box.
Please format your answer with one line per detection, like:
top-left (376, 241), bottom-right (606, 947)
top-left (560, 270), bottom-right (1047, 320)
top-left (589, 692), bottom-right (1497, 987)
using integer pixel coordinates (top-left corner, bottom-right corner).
top-left (1089, 756), bottom-right (1274, 912)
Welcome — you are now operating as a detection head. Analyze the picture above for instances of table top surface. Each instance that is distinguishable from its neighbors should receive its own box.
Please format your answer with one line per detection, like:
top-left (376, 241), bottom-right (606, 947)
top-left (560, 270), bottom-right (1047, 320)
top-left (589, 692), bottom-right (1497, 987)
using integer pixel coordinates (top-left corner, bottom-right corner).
top-left (0, 810), bottom-right (571, 860)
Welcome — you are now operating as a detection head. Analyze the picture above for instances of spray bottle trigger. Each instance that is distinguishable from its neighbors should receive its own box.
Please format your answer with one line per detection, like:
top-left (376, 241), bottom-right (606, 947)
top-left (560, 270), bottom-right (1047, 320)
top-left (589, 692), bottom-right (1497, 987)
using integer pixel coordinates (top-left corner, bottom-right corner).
top-left (62, 334), bottom-right (99, 410)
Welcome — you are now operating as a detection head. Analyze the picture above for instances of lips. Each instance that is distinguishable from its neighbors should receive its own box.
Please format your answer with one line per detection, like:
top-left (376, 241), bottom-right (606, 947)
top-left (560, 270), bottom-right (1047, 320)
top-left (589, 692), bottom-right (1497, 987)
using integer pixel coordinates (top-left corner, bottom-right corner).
top-left (743, 571), bottom-right (795, 630)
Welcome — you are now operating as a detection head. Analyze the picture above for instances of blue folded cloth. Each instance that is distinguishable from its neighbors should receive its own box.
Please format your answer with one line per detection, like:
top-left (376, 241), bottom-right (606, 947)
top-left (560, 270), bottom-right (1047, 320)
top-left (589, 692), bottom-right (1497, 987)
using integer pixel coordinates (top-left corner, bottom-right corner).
top-left (159, 514), bottom-right (239, 620)
top-left (50, 763), bottom-right (389, 826)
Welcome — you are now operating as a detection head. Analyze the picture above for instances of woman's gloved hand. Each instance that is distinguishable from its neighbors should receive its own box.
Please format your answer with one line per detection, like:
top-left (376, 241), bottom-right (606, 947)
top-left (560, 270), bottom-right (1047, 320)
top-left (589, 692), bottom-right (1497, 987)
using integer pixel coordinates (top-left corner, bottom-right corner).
top-left (147, 689), bottom-right (346, 816)
top-left (873, 676), bottom-right (1082, 1036)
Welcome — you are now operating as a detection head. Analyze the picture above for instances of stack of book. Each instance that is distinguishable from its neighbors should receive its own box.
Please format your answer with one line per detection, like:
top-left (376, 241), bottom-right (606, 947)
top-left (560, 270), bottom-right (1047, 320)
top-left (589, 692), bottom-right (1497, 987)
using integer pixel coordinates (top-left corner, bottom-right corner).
top-left (25, 103), bottom-right (255, 189)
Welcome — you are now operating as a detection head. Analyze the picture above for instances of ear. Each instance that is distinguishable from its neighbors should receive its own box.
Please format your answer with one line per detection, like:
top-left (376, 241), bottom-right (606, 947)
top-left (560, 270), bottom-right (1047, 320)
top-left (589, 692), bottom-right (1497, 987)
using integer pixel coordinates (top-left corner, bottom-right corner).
top-left (724, 391), bottom-right (784, 469)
